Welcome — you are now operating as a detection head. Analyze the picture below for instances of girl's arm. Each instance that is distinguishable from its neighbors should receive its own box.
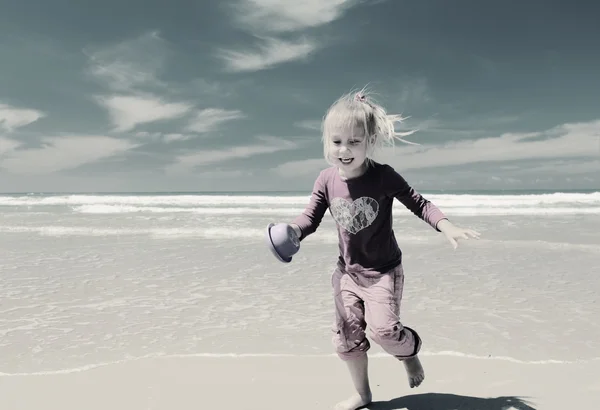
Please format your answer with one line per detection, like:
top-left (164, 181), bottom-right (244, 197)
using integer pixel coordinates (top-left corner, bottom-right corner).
top-left (384, 165), bottom-right (447, 231)
top-left (290, 171), bottom-right (329, 241)
top-left (384, 165), bottom-right (481, 248)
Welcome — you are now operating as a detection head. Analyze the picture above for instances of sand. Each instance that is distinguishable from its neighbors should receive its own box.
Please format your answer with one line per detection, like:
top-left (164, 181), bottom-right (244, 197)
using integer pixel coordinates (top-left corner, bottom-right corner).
top-left (1, 354), bottom-right (598, 410)
top-left (2, 193), bottom-right (599, 409)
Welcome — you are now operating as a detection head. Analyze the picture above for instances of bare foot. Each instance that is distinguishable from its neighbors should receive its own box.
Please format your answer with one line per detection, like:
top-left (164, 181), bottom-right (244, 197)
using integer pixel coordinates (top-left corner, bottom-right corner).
top-left (336, 354), bottom-right (372, 409)
top-left (403, 355), bottom-right (425, 388)
top-left (334, 391), bottom-right (372, 410)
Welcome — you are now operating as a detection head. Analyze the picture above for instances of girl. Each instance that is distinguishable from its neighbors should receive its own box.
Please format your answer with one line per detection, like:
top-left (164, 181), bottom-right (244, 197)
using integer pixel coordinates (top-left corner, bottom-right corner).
top-left (287, 88), bottom-right (480, 410)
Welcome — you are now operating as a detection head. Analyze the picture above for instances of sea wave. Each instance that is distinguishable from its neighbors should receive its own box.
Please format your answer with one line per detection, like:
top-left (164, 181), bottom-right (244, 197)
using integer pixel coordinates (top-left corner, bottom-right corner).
top-left (1, 192), bottom-right (599, 216)
top-left (0, 192), bottom-right (599, 208)
top-left (67, 204), bottom-right (600, 216)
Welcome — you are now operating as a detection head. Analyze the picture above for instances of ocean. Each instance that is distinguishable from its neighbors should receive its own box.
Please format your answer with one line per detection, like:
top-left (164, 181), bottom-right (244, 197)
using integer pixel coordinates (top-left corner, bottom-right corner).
top-left (1, 190), bottom-right (599, 376)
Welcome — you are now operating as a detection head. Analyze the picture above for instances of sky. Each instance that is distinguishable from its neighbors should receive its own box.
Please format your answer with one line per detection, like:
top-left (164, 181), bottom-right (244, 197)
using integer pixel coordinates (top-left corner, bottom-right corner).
top-left (0, 0), bottom-right (599, 193)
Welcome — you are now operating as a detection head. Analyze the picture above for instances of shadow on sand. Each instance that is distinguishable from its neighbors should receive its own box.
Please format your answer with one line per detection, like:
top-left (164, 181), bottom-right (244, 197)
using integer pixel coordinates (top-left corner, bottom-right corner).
top-left (367, 393), bottom-right (537, 410)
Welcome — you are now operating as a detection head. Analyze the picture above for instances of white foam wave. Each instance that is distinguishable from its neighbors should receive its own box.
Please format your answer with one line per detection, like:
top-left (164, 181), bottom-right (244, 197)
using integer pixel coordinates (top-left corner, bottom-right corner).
top-left (1, 192), bottom-right (599, 209)
top-left (0, 225), bottom-right (347, 242)
top-left (1, 226), bottom-right (599, 251)
top-left (0, 226), bottom-right (275, 239)
top-left (430, 192), bottom-right (600, 206)
top-left (1, 351), bottom-right (597, 377)
top-left (0, 194), bottom-right (308, 207)
top-left (68, 204), bottom-right (600, 216)
top-left (439, 207), bottom-right (600, 215)
top-left (71, 205), bottom-right (307, 215)
top-left (0, 226), bottom-right (415, 244)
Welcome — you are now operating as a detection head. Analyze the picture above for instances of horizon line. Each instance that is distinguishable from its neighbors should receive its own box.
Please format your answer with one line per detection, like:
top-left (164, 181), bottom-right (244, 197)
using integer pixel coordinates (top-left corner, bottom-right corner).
top-left (0, 188), bottom-right (598, 195)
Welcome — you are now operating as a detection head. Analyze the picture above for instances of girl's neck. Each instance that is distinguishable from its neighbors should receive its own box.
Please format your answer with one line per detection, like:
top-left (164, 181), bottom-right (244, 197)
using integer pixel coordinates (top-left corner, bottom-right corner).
top-left (337, 161), bottom-right (369, 180)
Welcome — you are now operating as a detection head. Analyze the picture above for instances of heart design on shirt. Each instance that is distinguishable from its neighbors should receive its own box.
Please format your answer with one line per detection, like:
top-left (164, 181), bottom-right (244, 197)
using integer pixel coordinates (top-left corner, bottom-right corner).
top-left (330, 196), bottom-right (379, 234)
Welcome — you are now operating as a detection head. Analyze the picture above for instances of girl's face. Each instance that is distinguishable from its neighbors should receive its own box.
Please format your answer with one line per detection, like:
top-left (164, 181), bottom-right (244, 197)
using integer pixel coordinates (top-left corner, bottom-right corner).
top-left (327, 123), bottom-right (369, 178)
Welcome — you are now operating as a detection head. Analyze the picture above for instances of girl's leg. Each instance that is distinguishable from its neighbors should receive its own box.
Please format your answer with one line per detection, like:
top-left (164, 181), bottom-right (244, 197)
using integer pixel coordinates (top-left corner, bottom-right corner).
top-left (361, 264), bottom-right (425, 388)
top-left (335, 354), bottom-right (371, 410)
top-left (331, 268), bottom-right (372, 410)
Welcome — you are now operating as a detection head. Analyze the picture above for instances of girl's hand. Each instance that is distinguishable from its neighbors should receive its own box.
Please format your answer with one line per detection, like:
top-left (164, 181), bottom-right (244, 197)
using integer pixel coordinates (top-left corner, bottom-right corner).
top-left (436, 219), bottom-right (481, 250)
top-left (289, 223), bottom-right (302, 239)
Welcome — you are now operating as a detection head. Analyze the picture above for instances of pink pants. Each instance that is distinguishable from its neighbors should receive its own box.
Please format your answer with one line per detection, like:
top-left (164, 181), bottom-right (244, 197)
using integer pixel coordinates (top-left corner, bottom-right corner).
top-left (331, 263), bottom-right (422, 361)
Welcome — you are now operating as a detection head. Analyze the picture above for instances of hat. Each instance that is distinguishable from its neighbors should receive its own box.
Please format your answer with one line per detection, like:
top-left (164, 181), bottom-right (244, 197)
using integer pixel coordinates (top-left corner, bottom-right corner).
top-left (265, 223), bottom-right (300, 263)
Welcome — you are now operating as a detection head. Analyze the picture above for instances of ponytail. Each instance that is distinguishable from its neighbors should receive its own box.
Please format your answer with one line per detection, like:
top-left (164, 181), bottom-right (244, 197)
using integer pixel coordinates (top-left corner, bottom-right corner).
top-left (321, 86), bottom-right (419, 165)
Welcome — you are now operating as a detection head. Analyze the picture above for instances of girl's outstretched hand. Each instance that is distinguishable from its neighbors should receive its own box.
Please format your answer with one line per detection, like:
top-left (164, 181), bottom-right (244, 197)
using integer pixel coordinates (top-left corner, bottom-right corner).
top-left (436, 219), bottom-right (481, 250)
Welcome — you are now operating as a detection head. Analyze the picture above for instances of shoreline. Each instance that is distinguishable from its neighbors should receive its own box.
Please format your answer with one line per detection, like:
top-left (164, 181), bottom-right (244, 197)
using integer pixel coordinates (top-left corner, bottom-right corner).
top-left (2, 351), bottom-right (599, 377)
top-left (1, 354), bottom-right (598, 410)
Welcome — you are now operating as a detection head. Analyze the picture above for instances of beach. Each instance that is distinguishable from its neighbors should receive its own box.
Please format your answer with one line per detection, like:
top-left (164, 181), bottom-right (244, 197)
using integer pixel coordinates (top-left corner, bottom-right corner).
top-left (1, 191), bottom-right (599, 409)
top-left (1, 354), bottom-right (599, 409)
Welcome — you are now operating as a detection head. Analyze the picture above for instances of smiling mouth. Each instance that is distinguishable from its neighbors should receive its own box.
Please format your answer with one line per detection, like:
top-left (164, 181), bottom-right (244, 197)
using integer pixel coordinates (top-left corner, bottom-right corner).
top-left (339, 157), bottom-right (354, 164)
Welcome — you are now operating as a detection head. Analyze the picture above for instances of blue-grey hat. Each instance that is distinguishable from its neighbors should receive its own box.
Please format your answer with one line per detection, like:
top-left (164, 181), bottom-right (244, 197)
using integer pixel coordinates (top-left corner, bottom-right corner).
top-left (265, 223), bottom-right (300, 263)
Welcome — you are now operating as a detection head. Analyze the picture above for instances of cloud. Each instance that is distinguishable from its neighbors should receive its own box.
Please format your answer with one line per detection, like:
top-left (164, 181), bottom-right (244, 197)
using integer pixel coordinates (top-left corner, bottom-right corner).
top-left (133, 131), bottom-right (192, 143)
top-left (397, 77), bottom-right (432, 107)
top-left (86, 33), bottom-right (196, 133)
top-left (406, 118), bottom-right (487, 140)
top-left (273, 119), bottom-right (600, 176)
top-left (415, 115), bottom-right (521, 135)
top-left (0, 136), bottom-right (138, 175)
top-left (378, 119), bottom-right (600, 171)
top-left (220, 0), bottom-right (363, 72)
top-left (129, 107), bottom-right (246, 143)
top-left (518, 159), bottom-right (599, 176)
top-left (85, 33), bottom-right (245, 136)
top-left (0, 137), bottom-right (22, 156)
top-left (96, 94), bottom-right (193, 132)
top-left (231, 0), bottom-right (360, 32)
top-left (272, 158), bottom-right (328, 177)
top-left (185, 108), bottom-right (246, 133)
top-left (0, 103), bottom-right (46, 131)
top-left (162, 133), bottom-right (194, 143)
top-left (294, 119), bottom-right (322, 131)
top-left (134, 131), bottom-right (163, 140)
top-left (166, 136), bottom-right (297, 174)
top-left (84, 31), bottom-right (167, 91)
top-left (218, 36), bottom-right (316, 72)
top-left (197, 169), bottom-right (253, 179)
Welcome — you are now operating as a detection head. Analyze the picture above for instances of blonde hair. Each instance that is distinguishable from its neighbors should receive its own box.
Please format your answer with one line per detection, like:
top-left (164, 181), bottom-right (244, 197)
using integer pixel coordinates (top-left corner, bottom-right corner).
top-left (321, 86), bottom-right (418, 165)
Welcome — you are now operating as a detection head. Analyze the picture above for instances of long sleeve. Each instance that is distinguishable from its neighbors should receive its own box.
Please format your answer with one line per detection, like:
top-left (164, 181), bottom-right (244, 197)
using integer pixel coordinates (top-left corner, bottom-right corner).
top-left (384, 165), bottom-right (447, 231)
top-left (291, 171), bottom-right (329, 241)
